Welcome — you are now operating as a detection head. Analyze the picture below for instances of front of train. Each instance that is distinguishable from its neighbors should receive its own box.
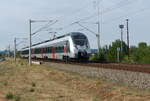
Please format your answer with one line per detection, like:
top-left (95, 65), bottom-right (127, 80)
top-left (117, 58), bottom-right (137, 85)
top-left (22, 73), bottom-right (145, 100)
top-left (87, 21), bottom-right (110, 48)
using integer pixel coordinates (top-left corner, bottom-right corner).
top-left (71, 32), bottom-right (91, 61)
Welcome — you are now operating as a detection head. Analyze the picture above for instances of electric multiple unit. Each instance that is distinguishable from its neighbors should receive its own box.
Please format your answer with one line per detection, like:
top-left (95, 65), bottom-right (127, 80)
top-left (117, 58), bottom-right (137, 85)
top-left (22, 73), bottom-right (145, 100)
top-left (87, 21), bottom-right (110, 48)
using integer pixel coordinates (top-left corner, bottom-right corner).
top-left (20, 32), bottom-right (91, 61)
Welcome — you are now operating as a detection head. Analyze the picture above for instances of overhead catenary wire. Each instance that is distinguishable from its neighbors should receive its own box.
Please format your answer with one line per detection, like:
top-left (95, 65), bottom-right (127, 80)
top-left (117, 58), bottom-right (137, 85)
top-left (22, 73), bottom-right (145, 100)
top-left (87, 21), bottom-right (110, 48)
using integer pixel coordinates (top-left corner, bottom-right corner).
top-left (67, 0), bottom-right (140, 28)
top-left (51, 0), bottom-right (98, 33)
top-left (54, 0), bottom-right (146, 38)
top-left (78, 6), bottom-right (150, 26)
top-left (32, 20), bottom-right (58, 36)
top-left (52, 0), bottom-right (104, 33)
top-left (76, 22), bottom-right (97, 35)
top-left (102, 6), bottom-right (150, 25)
top-left (47, 0), bottom-right (132, 33)
top-left (35, 0), bottom-right (145, 40)
top-left (74, 0), bottom-right (149, 26)
top-left (102, 0), bottom-right (140, 15)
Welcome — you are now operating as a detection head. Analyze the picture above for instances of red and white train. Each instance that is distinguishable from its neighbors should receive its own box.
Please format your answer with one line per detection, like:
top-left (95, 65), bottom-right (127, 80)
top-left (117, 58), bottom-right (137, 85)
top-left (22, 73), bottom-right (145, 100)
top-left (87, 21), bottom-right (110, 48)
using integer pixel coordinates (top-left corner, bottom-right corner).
top-left (20, 32), bottom-right (91, 61)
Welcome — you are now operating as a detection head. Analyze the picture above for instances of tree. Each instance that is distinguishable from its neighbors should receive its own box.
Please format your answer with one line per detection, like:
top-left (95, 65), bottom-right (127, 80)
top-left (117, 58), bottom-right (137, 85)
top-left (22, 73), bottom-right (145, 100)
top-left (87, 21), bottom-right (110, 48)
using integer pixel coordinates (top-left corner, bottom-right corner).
top-left (105, 40), bottom-right (128, 62)
top-left (129, 42), bottom-right (150, 64)
top-left (90, 41), bottom-right (150, 64)
top-left (98, 46), bottom-right (108, 62)
top-left (134, 42), bottom-right (150, 64)
top-left (139, 42), bottom-right (147, 48)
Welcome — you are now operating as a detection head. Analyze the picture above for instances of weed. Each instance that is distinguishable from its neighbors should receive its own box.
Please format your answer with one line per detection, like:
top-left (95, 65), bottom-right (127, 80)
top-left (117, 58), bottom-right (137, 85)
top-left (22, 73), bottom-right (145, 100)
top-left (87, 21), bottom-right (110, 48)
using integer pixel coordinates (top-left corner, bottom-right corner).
top-left (32, 82), bottom-right (36, 87)
top-left (14, 95), bottom-right (21, 101)
top-left (96, 81), bottom-right (101, 85)
top-left (30, 88), bottom-right (35, 92)
top-left (5, 92), bottom-right (21, 101)
top-left (5, 92), bottom-right (14, 99)
top-left (93, 97), bottom-right (101, 101)
top-left (4, 82), bottom-right (8, 86)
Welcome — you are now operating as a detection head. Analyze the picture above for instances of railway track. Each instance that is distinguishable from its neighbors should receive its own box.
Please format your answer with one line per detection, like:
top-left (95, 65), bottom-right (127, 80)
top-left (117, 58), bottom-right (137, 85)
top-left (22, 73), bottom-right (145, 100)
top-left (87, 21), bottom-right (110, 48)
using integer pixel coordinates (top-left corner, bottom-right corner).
top-left (27, 58), bottom-right (150, 74)
top-left (32, 59), bottom-right (150, 74)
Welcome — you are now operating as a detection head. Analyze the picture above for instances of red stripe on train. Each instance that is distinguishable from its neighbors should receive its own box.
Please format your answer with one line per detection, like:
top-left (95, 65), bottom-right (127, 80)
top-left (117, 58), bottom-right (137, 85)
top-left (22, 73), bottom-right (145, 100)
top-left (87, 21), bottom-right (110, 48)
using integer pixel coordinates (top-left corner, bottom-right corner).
top-left (52, 47), bottom-right (55, 59)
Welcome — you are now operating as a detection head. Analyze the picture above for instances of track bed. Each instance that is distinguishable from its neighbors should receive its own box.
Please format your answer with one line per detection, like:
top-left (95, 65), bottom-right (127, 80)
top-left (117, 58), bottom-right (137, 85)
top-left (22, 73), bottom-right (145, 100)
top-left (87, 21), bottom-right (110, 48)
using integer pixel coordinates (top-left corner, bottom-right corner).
top-left (36, 59), bottom-right (150, 74)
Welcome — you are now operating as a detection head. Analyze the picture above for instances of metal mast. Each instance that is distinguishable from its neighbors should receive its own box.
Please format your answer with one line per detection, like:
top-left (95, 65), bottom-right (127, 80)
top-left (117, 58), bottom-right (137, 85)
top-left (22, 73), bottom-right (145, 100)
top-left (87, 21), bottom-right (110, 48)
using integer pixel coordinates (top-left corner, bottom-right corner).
top-left (97, 0), bottom-right (101, 56)
top-left (14, 38), bottom-right (16, 62)
top-left (119, 24), bottom-right (124, 53)
top-left (28, 19), bottom-right (57, 66)
top-left (29, 20), bottom-right (32, 66)
top-left (126, 19), bottom-right (130, 57)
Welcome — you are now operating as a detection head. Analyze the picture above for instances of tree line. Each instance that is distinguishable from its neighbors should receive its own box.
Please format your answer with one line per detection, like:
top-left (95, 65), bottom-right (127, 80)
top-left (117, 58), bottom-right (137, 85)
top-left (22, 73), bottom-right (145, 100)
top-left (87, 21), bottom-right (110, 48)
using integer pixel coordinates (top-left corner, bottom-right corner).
top-left (90, 40), bottom-right (150, 64)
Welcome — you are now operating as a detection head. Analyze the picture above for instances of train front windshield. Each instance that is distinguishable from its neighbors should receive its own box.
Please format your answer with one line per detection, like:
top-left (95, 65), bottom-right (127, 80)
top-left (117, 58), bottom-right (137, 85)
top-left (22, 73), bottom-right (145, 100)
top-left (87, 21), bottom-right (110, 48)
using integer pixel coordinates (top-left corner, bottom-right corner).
top-left (72, 34), bottom-right (88, 47)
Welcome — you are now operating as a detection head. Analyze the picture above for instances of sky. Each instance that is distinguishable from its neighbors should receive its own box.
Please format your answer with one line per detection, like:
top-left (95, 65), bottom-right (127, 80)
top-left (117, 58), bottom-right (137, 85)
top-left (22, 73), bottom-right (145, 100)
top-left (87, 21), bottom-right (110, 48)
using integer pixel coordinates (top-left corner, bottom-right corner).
top-left (0, 0), bottom-right (150, 50)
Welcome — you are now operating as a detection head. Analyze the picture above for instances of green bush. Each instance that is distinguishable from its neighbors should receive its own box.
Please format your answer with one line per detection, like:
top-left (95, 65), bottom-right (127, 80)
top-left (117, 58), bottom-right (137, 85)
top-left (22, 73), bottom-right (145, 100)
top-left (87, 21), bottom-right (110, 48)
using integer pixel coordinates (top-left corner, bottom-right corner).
top-left (90, 41), bottom-right (150, 64)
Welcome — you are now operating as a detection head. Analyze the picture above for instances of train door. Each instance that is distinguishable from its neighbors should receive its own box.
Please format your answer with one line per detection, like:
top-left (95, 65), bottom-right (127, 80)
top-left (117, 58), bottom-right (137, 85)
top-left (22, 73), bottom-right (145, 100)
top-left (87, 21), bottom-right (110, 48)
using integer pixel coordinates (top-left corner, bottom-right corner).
top-left (31, 49), bottom-right (35, 58)
top-left (64, 44), bottom-right (67, 54)
top-left (63, 41), bottom-right (70, 61)
top-left (64, 41), bottom-right (69, 54)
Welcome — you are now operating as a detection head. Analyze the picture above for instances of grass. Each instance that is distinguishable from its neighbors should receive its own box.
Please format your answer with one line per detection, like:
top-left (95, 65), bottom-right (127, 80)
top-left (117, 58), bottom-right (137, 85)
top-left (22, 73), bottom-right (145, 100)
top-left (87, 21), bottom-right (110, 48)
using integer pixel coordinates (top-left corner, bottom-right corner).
top-left (0, 59), bottom-right (150, 101)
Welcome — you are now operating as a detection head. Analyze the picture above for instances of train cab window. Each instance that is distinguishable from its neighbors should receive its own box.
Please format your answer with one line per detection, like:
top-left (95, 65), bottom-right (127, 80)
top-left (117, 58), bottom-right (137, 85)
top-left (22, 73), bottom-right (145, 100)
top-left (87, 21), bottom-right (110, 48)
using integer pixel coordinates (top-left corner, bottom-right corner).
top-left (72, 34), bottom-right (88, 46)
top-left (74, 40), bottom-right (87, 46)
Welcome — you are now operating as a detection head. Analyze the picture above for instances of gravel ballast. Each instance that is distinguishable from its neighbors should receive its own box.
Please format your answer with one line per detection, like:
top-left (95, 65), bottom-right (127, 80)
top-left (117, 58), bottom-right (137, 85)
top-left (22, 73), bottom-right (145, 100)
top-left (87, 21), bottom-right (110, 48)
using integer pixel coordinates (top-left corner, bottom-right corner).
top-left (47, 62), bottom-right (150, 89)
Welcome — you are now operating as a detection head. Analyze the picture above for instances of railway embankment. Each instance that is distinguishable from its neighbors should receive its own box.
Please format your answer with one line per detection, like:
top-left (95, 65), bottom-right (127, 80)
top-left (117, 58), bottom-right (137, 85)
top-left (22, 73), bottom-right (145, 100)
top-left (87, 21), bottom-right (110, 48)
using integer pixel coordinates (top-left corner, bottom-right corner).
top-left (0, 59), bottom-right (150, 101)
top-left (46, 62), bottom-right (150, 89)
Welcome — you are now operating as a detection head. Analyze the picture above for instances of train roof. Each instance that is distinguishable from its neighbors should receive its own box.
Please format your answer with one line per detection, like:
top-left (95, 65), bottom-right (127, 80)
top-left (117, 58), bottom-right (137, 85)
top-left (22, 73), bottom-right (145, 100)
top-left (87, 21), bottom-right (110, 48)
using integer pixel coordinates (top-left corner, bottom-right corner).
top-left (21, 32), bottom-right (86, 50)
